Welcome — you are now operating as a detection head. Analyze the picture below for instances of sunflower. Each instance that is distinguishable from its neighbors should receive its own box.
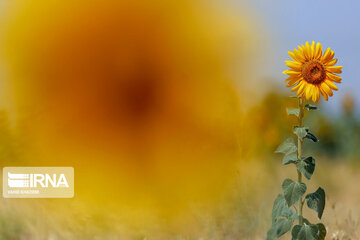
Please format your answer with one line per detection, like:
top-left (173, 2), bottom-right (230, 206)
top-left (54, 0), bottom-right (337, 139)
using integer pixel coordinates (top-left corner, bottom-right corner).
top-left (283, 41), bottom-right (342, 103)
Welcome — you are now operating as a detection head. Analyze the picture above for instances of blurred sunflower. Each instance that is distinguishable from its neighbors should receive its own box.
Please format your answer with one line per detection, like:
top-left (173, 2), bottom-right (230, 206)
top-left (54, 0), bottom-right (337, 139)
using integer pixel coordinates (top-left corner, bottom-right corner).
top-left (283, 41), bottom-right (342, 103)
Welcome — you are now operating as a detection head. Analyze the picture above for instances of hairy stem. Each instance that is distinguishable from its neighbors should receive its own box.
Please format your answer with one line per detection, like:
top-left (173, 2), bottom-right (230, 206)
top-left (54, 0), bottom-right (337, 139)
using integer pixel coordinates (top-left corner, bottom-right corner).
top-left (297, 98), bottom-right (304, 225)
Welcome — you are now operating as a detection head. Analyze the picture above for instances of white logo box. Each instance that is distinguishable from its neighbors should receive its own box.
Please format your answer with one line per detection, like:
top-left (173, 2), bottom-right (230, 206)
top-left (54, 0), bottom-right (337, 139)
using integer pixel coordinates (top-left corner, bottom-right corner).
top-left (3, 167), bottom-right (74, 198)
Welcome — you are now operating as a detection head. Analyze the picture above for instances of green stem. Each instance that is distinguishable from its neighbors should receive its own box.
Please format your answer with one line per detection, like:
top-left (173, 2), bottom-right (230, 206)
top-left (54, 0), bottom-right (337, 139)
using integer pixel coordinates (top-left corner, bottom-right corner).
top-left (297, 98), bottom-right (304, 225)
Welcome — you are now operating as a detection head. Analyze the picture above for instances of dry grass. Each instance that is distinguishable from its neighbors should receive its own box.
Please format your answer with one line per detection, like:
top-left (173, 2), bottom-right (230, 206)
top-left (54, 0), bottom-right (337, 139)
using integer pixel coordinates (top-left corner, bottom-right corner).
top-left (0, 158), bottom-right (359, 239)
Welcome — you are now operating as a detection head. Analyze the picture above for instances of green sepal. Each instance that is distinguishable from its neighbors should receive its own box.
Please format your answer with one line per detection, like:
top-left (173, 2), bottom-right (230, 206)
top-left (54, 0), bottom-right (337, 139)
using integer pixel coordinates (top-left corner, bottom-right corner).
top-left (287, 108), bottom-right (300, 117)
top-left (305, 187), bottom-right (325, 219)
top-left (282, 178), bottom-right (307, 207)
top-left (296, 157), bottom-right (315, 180)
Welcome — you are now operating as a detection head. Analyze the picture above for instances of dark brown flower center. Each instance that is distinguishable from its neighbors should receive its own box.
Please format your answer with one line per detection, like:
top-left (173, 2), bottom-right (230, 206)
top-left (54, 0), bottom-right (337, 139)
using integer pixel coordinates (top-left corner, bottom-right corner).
top-left (302, 60), bottom-right (326, 84)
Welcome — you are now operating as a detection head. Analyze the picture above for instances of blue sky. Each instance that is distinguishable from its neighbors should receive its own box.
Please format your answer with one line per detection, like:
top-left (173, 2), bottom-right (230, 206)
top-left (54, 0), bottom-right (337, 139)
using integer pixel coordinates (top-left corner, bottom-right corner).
top-left (231, 0), bottom-right (360, 115)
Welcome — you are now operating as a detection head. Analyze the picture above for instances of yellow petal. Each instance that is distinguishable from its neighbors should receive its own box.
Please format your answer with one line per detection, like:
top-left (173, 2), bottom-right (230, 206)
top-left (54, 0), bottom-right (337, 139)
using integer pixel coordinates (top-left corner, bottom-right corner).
top-left (313, 86), bottom-right (320, 103)
top-left (321, 47), bottom-right (331, 62)
top-left (325, 58), bottom-right (338, 66)
top-left (296, 81), bottom-right (306, 96)
top-left (326, 66), bottom-right (342, 74)
top-left (294, 48), bottom-right (305, 62)
top-left (319, 87), bottom-right (328, 101)
top-left (303, 42), bottom-right (311, 60)
top-left (325, 79), bottom-right (338, 91)
top-left (322, 50), bottom-right (335, 64)
top-left (311, 88), bottom-right (317, 102)
top-left (305, 84), bottom-right (312, 100)
top-left (314, 42), bottom-right (322, 60)
top-left (327, 73), bottom-right (342, 83)
top-left (297, 45), bottom-right (306, 61)
top-left (321, 82), bottom-right (333, 96)
top-left (309, 84), bottom-right (317, 100)
top-left (286, 78), bottom-right (300, 87)
top-left (284, 76), bottom-right (297, 82)
top-left (283, 70), bottom-right (301, 76)
top-left (291, 81), bottom-right (303, 91)
top-left (310, 41), bottom-right (315, 59)
top-left (288, 50), bottom-right (303, 62)
top-left (285, 60), bottom-right (302, 70)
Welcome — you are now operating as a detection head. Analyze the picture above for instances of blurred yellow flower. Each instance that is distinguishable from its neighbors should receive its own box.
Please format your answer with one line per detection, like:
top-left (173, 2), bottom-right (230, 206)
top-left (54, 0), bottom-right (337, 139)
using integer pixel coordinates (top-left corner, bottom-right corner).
top-left (283, 41), bottom-right (342, 103)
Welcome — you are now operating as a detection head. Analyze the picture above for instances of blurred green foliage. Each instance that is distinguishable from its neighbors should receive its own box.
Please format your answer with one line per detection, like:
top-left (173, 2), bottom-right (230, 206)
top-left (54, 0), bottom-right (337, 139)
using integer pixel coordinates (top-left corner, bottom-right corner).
top-left (246, 90), bottom-right (360, 162)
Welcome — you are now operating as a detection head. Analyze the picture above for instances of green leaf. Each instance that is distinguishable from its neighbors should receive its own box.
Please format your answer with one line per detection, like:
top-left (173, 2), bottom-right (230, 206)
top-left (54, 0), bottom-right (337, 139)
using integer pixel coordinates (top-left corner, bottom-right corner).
top-left (305, 132), bottom-right (318, 142)
top-left (296, 157), bottom-right (315, 180)
top-left (294, 127), bottom-right (308, 139)
top-left (266, 218), bottom-right (293, 240)
top-left (267, 194), bottom-right (296, 240)
top-left (302, 217), bottom-right (311, 225)
top-left (305, 187), bottom-right (325, 219)
top-left (291, 212), bottom-right (298, 220)
top-left (275, 138), bottom-right (297, 155)
top-left (271, 194), bottom-right (293, 223)
top-left (305, 104), bottom-right (318, 110)
top-left (316, 223), bottom-right (326, 240)
top-left (282, 178), bottom-right (307, 207)
top-left (282, 152), bottom-right (298, 165)
top-left (287, 108), bottom-right (300, 117)
top-left (292, 224), bottom-right (319, 240)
